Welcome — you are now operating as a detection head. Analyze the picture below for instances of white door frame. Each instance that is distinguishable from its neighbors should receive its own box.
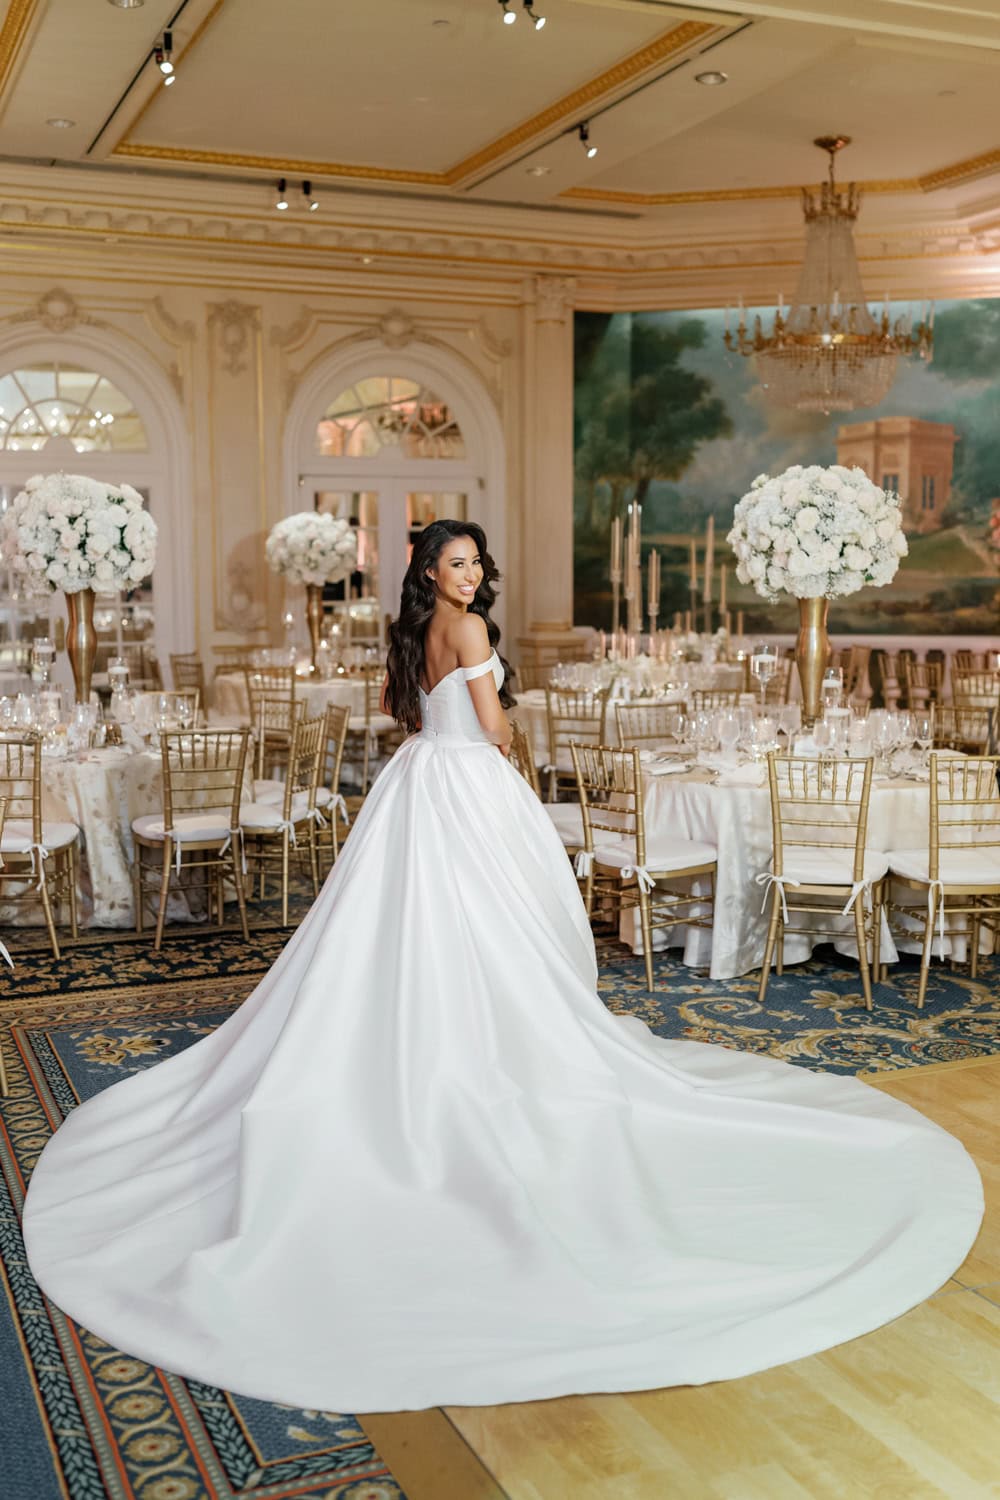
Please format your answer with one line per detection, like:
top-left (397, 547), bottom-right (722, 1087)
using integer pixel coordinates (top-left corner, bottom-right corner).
top-left (0, 327), bottom-right (195, 664)
top-left (284, 337), bottom-right (505, 630)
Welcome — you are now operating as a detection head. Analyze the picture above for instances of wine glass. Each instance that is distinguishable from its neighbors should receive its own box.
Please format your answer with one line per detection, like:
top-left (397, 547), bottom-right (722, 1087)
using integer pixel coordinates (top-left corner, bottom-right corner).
top-left (777, 703), bottom-right (802, 742)
top-left (717, 708), bottom-right (740, 757)
top-left (750, 642), bottom-right (777, 712)
top-left (177, 696), bottom-right (196, 732)
top-left (913, 713), bottom-right (933, 756)
top-left (812, 719), bottom-right (832, 759)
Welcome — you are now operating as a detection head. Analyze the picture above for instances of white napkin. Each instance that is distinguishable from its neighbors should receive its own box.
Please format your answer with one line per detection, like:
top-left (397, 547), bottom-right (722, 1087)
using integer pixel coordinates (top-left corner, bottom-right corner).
top-left (643, 758), bottom-right (693, 776)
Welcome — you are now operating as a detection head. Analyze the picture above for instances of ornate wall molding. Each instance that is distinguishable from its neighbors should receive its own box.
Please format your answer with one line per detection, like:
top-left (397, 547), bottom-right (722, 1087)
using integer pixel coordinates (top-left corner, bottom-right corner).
top-left (5, 286), bottom-right (98, 333)
top-left (534, 276), bottom-right (576, 325)
top-left (207, 299), bottom-right (260, 376)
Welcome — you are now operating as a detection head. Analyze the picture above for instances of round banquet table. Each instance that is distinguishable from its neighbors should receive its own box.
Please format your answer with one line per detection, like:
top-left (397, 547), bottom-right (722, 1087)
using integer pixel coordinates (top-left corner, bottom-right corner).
top-left (212, 672), bottom-right (366, 724)
top-left (633, 764), bottom-right (955, 979)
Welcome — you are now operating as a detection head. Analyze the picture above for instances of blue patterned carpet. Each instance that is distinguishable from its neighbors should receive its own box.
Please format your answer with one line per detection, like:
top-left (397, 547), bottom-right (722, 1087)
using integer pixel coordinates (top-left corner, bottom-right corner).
top-left (1, 909), bottom-right (997, 1500)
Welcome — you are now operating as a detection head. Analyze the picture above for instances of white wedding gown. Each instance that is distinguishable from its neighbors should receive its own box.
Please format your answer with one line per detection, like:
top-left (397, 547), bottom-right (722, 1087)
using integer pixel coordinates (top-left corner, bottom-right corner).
top-left (24, 653), bottom-right (983, 1412)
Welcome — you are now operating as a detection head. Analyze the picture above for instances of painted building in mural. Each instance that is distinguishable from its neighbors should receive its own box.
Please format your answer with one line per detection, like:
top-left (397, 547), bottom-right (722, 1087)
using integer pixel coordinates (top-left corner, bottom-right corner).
top-left (835, 418), bottom-right (957, 535)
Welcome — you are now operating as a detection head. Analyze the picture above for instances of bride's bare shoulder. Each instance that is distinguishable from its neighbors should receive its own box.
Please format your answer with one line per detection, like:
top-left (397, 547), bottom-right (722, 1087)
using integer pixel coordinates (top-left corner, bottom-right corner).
top-left (448, 612), bottom-right (490, 661)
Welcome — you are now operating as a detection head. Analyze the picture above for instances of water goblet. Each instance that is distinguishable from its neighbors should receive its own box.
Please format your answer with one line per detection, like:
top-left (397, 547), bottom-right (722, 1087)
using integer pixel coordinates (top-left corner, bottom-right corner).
top-left (777, 703), bottom-right (802, 742)
top-left (717, 708), bottom-right (740, 757)
top-left (913, 713), bottom-right (933, 756)
top-left (812, 719), bottom-right (832, 760)
top-left (108, 655), bottom-right (130, 693)
top-left (750, 641), bottom-right (778, 712)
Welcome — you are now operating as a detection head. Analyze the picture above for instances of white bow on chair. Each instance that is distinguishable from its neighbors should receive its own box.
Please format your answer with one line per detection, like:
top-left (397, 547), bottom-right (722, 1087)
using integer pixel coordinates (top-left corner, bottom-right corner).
top-left (574, 849), bottom-right (594, 878)
top-left (621, 864), bottom-right (655, 893)
top-left (755, 871), bottom-right (801, 923)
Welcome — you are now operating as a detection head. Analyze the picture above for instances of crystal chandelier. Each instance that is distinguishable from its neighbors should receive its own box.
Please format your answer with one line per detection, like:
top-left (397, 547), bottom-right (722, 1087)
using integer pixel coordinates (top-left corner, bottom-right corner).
top-left (724, 136), bottom-right (934, 413)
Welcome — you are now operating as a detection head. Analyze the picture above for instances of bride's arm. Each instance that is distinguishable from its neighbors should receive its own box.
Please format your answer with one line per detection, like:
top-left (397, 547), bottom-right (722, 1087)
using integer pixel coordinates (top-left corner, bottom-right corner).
top-left (454, 615), bottom-right (511, 754)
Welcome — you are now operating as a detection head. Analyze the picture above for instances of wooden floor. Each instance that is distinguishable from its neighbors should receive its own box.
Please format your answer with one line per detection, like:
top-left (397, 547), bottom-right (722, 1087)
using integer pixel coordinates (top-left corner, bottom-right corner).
top-left (360, 1053), bottom-right (1000, 1500)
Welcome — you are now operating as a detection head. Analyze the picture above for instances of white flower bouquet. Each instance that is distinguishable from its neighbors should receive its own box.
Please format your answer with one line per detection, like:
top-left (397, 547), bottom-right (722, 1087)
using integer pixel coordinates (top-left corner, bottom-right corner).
top-left (728, 464), bottom-right (908, 602)
top-left (265, 512), bottom-right (357, 587)
top-left (1, 472), bottom-right (157, 594)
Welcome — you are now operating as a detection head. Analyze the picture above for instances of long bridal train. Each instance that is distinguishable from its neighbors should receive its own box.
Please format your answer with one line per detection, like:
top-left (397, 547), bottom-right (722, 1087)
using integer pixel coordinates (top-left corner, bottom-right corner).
top-left (23, 655), bottom-right (983, 1412)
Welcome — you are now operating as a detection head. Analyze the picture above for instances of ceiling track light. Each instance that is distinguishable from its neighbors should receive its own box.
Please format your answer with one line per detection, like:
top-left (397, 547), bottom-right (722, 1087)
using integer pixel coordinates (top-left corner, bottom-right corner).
top-left (498, 0), bottom-right (516, 23)
top-left (579, 121), bottom-right (597, 158)
top-left (303, 180), bottom-right (319, 212)
top-left (523, 0), bottom-right (545, 28)
top-left (275, 178), bottom-right (289, 211)
top-left (154, 29), bottom-right (174, 83)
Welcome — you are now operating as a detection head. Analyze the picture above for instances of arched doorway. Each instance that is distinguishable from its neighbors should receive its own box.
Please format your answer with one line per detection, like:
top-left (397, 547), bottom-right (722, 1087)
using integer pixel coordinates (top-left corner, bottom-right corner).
top-left (284, 340), bottom-right (505, 641)
top-left (0, 329), bottom-right (194, 677)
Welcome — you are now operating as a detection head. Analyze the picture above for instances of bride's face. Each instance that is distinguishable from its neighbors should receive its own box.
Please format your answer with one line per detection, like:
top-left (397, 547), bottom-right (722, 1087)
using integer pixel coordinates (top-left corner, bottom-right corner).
top-left (427, 536), bottom-right (483, 608)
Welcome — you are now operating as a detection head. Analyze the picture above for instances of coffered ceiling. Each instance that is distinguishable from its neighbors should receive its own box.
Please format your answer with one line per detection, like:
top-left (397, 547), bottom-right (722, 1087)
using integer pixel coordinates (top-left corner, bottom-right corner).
top-left (0, 0), bottom-right (998, 292)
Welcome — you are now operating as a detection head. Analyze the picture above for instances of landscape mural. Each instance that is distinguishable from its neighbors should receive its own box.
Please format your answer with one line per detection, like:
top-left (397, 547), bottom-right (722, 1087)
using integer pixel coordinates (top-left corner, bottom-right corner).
top-left (573, 300), bottom-right (1000, 634)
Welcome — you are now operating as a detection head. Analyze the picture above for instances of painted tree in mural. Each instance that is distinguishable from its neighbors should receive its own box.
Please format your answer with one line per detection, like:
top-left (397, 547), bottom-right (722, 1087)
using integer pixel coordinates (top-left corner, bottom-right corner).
top-left (575, 314), bottom-right (731, 531)
top-left (929, 300), bottom-right (1000, 529)
top-left (574, 313), bottom-right (731, 622)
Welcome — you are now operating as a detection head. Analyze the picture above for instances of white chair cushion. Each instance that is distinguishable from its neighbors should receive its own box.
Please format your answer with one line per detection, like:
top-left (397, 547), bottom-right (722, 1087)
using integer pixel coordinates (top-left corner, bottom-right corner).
top-left (778, 848), bottom-right (890, 887)
top-left (1, 819), bottom-right (80, 854)
top-left (131, 812), bottom-right (232, 843)
top-left (597, 837), bottom-right (717, 873)
top-left (544, 803), bottom-right (584, 846)
top-left (887, 847), bottom-right (1000, 887)
top-left (252, 777), bottom-right (284, 803)
top-left (315, 785), bottom-right (333, 806)
top-left (240, 792), bottom-right (315, 831)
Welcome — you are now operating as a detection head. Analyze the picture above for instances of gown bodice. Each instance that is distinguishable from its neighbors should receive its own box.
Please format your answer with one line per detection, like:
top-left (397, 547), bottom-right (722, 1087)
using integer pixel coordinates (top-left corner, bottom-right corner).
top-left (418, 650), bottom-right (503, 744)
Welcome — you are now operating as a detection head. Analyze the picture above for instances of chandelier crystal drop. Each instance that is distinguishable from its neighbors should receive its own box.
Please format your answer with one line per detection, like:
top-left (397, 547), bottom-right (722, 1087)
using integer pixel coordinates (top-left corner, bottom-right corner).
top-left (724, 137), bottom-right (934, 413)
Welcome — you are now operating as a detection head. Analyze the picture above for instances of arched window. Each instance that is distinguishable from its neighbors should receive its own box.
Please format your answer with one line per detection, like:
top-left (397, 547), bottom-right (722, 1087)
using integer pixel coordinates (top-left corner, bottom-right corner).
top-left (0, 362), bottom-right (148, 454)
top-left (316, 377), bottom-right (465, 461)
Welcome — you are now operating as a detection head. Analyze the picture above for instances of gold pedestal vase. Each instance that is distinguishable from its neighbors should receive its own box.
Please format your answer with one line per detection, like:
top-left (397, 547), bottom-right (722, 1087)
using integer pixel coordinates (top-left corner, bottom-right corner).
top-left (305, 584), bottom-right (324, 673)
top-left (795, 595), bottom-right (831, 725)
top-left (65, 587), bottom-right (97, 705)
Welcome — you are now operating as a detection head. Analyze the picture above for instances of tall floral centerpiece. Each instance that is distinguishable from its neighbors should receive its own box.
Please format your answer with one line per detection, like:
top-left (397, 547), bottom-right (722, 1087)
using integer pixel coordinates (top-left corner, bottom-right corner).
top-left (727, 464), bottom-right (907, 721)
top-left (265, 512), bottom-right (358, 671)
top-left (1, 473), bottom-right (158, 703)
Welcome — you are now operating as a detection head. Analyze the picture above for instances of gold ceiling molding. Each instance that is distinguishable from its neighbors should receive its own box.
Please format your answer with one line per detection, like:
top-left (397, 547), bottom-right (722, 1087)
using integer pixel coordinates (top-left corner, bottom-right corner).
top-left (115, 0), bottom-right (227, 150)
top-left (0, 0), bottom-right (42, 99)
top-left (561, 145), bottom-right (1000, 207)
top-left (114, 17), bottom-right (718, 189)
top-left (443, 18), bottom-right (718, 185)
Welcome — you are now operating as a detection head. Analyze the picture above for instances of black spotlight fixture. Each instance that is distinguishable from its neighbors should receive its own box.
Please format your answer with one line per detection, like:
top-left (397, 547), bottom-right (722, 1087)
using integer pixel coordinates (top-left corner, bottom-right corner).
top-left (523, 0), bottom-right (545, 28)
top-left (303, 180), bottom-right (319, 212)
top-left (498, 0), bottom-right (516, 23)
top-left (275, 179), bottom-right (289, 211)
top-left (579, 121), bottom-right (597, 158)
top-left (154, 29), bottom-right (174, 85)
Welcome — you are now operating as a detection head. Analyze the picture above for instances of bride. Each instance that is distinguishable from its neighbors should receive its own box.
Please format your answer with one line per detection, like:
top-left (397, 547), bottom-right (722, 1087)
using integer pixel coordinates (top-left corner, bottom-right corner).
top-left (23, 519), bottom-right (982, 1413)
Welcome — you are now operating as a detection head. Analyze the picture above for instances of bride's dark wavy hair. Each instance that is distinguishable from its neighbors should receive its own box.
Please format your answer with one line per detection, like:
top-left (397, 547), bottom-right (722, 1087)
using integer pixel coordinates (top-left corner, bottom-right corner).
top-left (385, 519), bottom-right (515, 734)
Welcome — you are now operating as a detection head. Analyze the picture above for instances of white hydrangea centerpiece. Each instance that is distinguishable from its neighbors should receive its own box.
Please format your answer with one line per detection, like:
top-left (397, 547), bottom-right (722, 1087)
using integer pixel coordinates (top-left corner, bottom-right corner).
top-left (0, 472), bottom-right (157, 594)
top-left (727, 464), bottom-right (908, 602)
top-left (265, 512), bottom-right (357, 587)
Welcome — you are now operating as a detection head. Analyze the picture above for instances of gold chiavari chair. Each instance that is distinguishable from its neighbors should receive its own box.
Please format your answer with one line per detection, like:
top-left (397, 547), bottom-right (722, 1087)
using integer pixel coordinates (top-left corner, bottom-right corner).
top-left (132, 728), bottom-right (250, 951)
top-left (170, 652), bottom-right (207, 696)
top-left (512, 663), bottom-right (551, 693)
top-left (252, 696), bottom-right (305, 784)
top-left (933, 705), bottom-right (992, 754)
top-left (544, 687), bottom-right (608, 801)
top-left (508, 719), bottom-right (541, 797)
top-left (518, 636), bottom-right (591, 671)
top-left (690, 687), bottom-right (741, 712)
top-left (835, 645), bottom-right (872, 703)
top-left (614, 701), bottom-right (688, 748)
top-left (509, 718), bottom-right (587, 868)
top-left (342, 666), bottom-right (400, 799)
top-left (758, 753), bottom-right (885, 1011)
top-left (314, 703), bottom-right (352, 872)
top-left (213, 645), bottom-right (254, 679)
top-left (885, 755), bottom-right (1000, 1008)
top-left (241, 715), bottom-right (325, 925)
top-left (0, 737), bottom-right (80, 957)
top-left (953, 649), bottom-right (986, 676)
top-left (901, 659), bottom-right (943, 712)
top-left (571, 743), bottom-right (716, 991)
top-left (952, 671), bottom-right (1000, 710)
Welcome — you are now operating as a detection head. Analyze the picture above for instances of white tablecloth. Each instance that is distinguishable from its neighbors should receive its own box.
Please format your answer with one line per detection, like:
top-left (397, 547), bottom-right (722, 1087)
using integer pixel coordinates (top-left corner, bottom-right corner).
top-left (636, 767), bottom-right (938, 979)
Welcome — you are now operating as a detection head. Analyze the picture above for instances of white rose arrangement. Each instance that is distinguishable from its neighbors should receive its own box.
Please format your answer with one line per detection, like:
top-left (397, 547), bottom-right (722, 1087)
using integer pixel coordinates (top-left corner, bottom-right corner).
top-left (1, 472), bottom-right (157, 594)
top-left (265, 512), bottom-right (357, 587)
top-left (727, 464), bottom-right (908, 602)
